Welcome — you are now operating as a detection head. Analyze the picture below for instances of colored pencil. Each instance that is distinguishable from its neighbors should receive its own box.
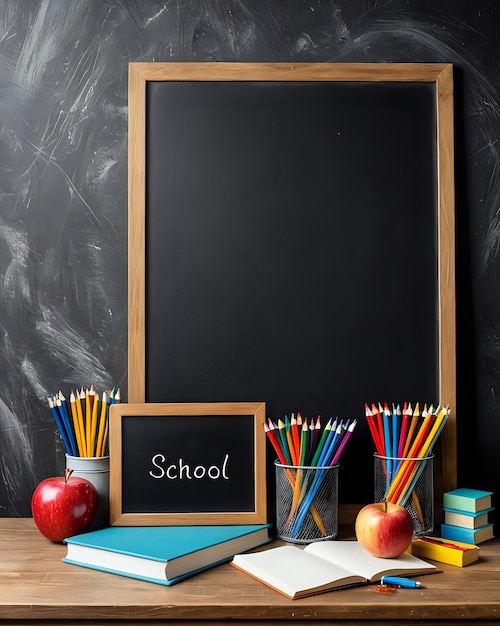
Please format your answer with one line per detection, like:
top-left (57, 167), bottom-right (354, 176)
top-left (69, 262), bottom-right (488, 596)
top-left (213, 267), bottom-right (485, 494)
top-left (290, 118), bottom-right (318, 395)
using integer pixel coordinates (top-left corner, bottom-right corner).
top-left (285, 416), bottom-right (297, 466)
top-left (365, 401), bottom-right (449, 512)
top-left (69, 391), bottom-right (84, 457)
top-left (265, 412), bottom-right (356, 539)
top-left (365, 404), bottom-right (383, 455)
top-left (290, 414), bottom-right (300, 465)
top-left (46, 386), bottom-right (118, 458)
top-left (265, 422), bottom-right (327, 536)
top-left (292, 419), bottom-right (357, 538)
top-left (397, 403), bottom-right (409, 458)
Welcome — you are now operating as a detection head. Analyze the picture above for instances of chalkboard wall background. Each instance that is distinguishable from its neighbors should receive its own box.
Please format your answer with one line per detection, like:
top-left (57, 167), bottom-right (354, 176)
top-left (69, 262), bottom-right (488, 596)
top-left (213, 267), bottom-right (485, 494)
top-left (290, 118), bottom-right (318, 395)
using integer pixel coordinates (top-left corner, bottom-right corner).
top-left (1, 0), bottom-right (498, 520)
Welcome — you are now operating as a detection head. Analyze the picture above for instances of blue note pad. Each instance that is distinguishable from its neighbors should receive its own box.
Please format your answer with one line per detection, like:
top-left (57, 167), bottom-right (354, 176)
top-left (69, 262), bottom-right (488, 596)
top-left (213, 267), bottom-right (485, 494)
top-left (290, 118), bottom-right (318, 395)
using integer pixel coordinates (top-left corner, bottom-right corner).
top-left (63, 524), bottom-right (272, 585)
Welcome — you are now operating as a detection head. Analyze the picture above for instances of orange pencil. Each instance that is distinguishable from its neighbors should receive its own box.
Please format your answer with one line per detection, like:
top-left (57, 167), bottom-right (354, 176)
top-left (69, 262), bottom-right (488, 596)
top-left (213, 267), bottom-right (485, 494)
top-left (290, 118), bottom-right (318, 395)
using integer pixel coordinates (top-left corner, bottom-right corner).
top-left (402, 402), bottom-right (419, 457)
top-left (386, 408), bottom-right (433, 503)
top-left (396, 406), bottom-right (449, 506)
top-left (285, 417), bottom-right (297, 466)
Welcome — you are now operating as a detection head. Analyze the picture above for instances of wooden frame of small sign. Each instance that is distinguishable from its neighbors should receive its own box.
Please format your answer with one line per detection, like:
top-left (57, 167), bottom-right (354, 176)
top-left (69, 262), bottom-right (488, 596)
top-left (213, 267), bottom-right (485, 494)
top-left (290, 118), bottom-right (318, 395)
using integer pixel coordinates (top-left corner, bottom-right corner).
top-left (109, 401), bottom-right (267, 525)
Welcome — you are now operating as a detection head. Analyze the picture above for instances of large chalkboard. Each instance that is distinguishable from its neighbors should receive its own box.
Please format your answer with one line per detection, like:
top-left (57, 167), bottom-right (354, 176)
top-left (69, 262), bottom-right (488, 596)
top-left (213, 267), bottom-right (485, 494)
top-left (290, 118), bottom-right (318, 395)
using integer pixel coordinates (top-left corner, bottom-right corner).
top-left (128, 63), bottom-right (456, 517)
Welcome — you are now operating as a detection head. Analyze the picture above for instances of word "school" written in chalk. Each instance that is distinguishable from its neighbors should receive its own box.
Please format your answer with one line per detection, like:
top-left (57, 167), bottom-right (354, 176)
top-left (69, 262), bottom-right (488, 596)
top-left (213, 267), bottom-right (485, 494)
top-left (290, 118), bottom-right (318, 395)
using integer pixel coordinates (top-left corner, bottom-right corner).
top-left (149, 453), bottom-right (230, 480)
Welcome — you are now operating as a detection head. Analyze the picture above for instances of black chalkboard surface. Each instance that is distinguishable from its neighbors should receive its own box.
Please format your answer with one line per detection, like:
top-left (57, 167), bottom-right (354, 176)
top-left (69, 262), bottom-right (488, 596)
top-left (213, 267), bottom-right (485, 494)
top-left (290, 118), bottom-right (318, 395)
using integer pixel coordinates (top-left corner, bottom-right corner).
top-left (109, 402), bottom-right (266, 525)
top-left (146, 80), bottom-right (439, 399)
top-left (128, 63), bottom-right (456, 517)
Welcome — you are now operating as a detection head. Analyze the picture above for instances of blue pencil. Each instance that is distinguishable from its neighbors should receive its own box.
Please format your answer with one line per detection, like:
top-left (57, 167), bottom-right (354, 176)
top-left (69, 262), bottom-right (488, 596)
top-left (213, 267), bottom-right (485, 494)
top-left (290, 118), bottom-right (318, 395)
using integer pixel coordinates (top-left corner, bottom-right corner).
top-left (383, 403), bottom-right (392, 491)
top-left (391, 403), bottom-right (401, 475)
top-left (315, 419), bottom-right (338, 467)
top-left (47, 395), bottom-right (74, 455)
top-left (292, 419), bottom-right (355, 538)
top-left (322, 422), bottom-right (344, 465)
top-left (56, 392), bottom-right (78, 456)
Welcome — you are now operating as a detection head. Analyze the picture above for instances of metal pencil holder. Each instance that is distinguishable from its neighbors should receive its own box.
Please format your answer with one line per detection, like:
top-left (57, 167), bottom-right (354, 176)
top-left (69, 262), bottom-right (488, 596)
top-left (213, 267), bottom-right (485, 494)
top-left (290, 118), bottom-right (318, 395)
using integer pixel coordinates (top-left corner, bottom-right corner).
top-left (374, 453), bottom-right (434, 537)
top-left (275, 461), bottom-right (339, 543)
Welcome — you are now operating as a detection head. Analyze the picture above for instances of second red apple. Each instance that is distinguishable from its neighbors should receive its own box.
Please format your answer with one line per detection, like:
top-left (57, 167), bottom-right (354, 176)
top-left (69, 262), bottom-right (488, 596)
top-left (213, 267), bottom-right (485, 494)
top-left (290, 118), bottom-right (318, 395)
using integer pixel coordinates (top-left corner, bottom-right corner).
top-left (355, 501), bottom-right (413, 558)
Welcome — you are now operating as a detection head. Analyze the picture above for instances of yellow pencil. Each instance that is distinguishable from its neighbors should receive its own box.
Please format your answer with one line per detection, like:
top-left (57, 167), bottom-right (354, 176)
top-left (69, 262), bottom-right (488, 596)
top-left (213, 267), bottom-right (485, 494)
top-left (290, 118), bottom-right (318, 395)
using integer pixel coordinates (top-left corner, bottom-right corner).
top-left (95, 392), bottom-right (108, 457)
top-left (69, 391), bottom-right (84, 457)
top-left (89, 391), bottom-right (99, 457)
top-left (101, 419), bottom-right (109, 457)
top-left (416, 406), bottom-right (448, 459)
top-left (76, 388), bottom-right (87, 457)
top-left (396, 406), bottom-right (449, 507)
top-left (386, 409), bottom-right (432, 502)
top-left (85, 387), bottom-right (92, 456)
top-left (391, 407), bottom-right (448, 505)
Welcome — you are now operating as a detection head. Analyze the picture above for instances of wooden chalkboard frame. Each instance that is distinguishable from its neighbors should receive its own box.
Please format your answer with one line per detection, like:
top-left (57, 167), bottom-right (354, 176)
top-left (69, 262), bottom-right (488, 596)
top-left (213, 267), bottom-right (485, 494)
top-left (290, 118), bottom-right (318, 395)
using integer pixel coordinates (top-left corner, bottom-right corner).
top-left (128, 63), bottom-right (456, 520)
top-left (109, 401), bottom-right (266, 525)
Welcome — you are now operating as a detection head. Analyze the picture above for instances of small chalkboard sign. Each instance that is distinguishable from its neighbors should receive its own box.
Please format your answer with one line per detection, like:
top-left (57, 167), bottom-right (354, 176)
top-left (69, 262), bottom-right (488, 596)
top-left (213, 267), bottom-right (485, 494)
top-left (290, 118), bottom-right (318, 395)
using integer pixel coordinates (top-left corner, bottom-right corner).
top-left (109, 402), bottom-right (266, 525)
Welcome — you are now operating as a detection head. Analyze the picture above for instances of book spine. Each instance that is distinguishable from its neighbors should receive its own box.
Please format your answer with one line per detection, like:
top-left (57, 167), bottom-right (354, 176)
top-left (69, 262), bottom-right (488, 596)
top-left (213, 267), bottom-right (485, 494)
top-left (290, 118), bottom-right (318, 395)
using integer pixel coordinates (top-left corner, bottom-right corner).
top-left (443, 493), bottom-right (491, 513)
top-left (444, 511), bottom-right (489, 529)
top-left (441, 523), bottom-right (494, 544)
top-left (442, 496), bottom-right (474, 512)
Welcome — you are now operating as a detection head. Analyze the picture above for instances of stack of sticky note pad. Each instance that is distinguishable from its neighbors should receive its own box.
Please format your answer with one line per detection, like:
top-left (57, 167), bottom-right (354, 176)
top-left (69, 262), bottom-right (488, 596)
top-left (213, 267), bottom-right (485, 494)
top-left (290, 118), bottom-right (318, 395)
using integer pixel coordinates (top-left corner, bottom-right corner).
top-left (441, 488), bottom-right (494, 545)
top-left (410, 535), bottom-right (479, 567)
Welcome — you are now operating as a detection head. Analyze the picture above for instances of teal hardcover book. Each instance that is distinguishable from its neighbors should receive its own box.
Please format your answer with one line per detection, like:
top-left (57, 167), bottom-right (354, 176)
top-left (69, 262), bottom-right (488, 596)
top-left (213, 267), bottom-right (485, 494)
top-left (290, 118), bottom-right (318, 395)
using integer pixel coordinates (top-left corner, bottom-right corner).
top-left (440, 523), bottom-right (494, 545)
top-left (63, 524), bottom-right (271, 586)
top-left (442, 488), bottom-right (493, 513)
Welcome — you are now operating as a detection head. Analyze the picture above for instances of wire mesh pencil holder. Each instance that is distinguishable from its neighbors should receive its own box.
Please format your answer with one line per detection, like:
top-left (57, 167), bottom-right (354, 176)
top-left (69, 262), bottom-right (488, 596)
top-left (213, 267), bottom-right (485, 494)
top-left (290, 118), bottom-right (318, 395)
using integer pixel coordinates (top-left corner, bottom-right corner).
top-left (275, 461), bottom-right (339, 544)
top-left (374, 453), bottom-right (434, 537)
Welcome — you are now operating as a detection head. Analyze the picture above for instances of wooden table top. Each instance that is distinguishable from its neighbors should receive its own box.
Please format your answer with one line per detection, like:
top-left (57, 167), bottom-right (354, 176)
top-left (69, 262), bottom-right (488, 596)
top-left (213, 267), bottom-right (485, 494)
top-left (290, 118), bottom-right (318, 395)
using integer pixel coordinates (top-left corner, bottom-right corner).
top-left (1, 518), bottom-right (499, 625)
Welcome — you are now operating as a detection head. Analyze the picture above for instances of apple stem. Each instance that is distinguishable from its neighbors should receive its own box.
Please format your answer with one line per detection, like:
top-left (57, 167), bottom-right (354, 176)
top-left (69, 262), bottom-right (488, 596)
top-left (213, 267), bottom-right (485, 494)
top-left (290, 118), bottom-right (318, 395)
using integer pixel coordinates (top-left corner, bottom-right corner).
top-left (65, 468), bottom-right (74, 484)
top-left (383, 499), bottom-right (387, 513)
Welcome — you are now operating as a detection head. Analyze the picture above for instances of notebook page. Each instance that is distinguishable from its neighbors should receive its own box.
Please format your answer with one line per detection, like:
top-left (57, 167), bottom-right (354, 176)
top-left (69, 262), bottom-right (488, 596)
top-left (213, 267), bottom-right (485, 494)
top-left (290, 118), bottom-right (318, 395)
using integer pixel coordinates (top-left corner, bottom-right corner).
top-left (305, 541), bottom-right (436, 582)
top-left (232, 545), bottom-right (364, 596)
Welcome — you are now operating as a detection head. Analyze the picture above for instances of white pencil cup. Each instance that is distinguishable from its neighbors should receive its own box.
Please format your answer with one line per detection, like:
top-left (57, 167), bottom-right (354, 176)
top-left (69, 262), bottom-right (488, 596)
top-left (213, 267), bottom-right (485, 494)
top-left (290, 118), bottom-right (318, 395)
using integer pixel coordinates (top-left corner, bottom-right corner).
top-left (66, 454), bottom-right (110, 529)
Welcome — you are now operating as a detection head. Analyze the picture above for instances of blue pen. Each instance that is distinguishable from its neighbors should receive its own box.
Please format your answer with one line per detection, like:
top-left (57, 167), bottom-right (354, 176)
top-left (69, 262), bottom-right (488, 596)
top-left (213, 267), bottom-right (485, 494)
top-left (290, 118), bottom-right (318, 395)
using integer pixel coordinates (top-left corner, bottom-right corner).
top-left (380, 576), bottom-right (422, 589)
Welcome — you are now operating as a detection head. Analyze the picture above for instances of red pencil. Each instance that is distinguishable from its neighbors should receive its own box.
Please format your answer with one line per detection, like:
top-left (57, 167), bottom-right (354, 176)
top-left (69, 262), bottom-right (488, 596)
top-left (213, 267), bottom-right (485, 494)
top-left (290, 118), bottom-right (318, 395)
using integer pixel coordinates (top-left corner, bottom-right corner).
top-left (264, 422), bottom-right (288, 465)
top-left (365, 403), bottom-right (383, 455)
top-left (373, 402), bottom-right (385, 456)
top-left (290, 414), bottom-right (300, 465)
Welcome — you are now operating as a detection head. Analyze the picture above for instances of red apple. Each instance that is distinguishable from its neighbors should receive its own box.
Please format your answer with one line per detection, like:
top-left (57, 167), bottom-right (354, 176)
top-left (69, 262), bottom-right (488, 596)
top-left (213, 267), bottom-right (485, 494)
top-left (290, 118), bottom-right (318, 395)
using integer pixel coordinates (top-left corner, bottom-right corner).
top-left (31, 471), bottom-right (97, 543)
top-left (355, 501), bottom-right (413, 558)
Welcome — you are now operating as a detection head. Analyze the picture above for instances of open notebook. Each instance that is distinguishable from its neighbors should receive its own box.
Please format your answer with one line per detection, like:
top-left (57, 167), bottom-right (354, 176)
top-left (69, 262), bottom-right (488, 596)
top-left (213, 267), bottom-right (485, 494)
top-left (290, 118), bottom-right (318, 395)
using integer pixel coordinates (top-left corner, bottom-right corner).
top-left (231, 541), bottom-right (437, 599)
